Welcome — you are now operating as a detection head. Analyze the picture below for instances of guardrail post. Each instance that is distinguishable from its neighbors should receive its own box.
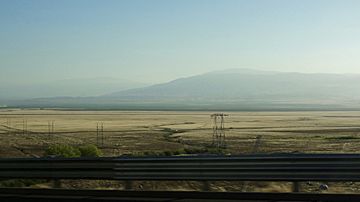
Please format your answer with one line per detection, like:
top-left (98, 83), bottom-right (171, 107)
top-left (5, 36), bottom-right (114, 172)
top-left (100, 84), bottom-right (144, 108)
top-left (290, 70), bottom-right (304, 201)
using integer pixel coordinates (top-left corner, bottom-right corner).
top-left (125, 180), bottom-right (133, 190)
top-left (202, 181), bottom-right (211, 191)
top-left (53, 180), bottom-right (62, 188)
top-left (292, 181), bottom-right (300, 192)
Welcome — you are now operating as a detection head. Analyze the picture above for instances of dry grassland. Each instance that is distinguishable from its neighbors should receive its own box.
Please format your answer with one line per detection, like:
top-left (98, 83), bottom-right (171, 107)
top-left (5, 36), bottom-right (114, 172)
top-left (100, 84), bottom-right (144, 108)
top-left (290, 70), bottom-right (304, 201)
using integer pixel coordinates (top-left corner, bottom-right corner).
top-left (1, 109), bottom-right (360, 193)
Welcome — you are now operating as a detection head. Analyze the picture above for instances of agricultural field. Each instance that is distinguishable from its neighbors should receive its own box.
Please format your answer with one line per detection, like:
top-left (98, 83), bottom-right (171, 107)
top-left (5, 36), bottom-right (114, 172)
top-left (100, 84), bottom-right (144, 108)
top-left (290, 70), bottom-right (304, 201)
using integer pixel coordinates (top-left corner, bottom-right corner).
top-left (1, 109), bottom-right (360, 193)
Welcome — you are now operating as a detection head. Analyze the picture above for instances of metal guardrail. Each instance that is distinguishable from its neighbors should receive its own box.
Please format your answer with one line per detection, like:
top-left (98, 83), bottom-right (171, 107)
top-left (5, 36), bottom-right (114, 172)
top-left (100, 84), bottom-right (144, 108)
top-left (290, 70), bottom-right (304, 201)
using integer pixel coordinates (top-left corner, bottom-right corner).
top-left (0, 188), bottom-right (359, 202)
top-left (1, 154), bottom-right (360, 182)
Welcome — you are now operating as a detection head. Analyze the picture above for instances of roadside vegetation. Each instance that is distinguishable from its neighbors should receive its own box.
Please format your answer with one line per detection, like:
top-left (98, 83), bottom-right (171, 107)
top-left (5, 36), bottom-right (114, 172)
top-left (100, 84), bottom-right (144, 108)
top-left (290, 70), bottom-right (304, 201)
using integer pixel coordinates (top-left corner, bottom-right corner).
top-left (46, 144), bottom-right (102, 158)
top-left (0, 144), bottom-right (102, 188)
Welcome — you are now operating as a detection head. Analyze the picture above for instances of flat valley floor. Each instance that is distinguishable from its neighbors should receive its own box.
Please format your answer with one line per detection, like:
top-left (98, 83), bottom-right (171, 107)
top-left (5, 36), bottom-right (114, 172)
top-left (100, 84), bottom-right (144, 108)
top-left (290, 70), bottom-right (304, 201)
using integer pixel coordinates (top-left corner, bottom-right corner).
top-left (1, 109), bottom-right (360, 193)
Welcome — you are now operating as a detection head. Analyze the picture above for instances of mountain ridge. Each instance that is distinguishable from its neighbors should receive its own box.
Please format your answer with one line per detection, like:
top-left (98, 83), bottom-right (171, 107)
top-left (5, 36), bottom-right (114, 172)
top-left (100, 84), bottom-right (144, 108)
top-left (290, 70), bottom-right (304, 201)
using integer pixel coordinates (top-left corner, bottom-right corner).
top-left (5, 68), bottom-right (360, 110)
top-left (106, 69), bottom-right (360, 100)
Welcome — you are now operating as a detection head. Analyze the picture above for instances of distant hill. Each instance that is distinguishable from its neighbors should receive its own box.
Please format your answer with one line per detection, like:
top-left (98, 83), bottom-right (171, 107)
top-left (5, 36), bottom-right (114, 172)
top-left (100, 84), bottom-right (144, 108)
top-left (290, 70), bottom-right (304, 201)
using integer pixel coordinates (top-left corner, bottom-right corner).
top-left (7, 69), bottom-right (360, 110)
top-left (107, 69), bottom-right (360, 102)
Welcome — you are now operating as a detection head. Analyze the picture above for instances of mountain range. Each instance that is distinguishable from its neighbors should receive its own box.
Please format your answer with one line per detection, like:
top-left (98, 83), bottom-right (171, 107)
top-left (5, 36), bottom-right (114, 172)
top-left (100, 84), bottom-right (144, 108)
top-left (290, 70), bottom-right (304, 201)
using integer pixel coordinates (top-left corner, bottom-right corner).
top-left (3, 69), bottom-right (360, 110)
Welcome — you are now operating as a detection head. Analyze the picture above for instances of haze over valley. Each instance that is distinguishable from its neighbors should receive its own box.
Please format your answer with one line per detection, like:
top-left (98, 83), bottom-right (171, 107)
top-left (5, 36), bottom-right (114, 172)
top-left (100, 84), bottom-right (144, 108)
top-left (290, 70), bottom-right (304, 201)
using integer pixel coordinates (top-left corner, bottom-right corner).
top-left (0, 77), bottom-right (148, 99)
top-left (3, 69), bottom-right (360, 110)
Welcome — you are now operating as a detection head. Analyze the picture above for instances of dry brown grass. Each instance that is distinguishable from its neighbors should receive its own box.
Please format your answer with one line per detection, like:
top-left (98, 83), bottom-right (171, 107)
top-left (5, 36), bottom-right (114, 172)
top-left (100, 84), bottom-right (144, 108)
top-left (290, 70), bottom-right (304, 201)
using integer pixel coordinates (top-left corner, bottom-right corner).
top-left (1, 109), bottom-right (360, 193)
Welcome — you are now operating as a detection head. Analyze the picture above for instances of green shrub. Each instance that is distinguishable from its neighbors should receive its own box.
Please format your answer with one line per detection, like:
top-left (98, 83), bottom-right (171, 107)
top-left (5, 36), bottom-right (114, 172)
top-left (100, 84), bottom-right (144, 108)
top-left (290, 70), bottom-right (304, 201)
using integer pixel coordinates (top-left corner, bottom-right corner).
top-left (46, 144), bottom-right (102, 158)
top-left (163, 151), bottom-right (173, 156)
top-left (79, 144), bottom-right (102, 157)
top-left (173, 149), bottom-right (185, 155)
top-left (143, 151), bottom-right (156, 156)
top-left (183, 147), bottom-right (225, 155)
top-left (46, 144), bottom-right (81, 158)
top-left (184, 148), bottom-right (192, 154)
top-left (184, 148), bottom-right (207, 154)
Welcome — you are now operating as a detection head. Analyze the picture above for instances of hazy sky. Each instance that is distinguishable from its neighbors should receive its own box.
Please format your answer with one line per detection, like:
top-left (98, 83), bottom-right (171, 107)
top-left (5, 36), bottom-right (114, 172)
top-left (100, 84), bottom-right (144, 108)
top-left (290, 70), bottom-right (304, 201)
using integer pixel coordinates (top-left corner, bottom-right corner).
top-left (1, 0), bottom-right (360, 84)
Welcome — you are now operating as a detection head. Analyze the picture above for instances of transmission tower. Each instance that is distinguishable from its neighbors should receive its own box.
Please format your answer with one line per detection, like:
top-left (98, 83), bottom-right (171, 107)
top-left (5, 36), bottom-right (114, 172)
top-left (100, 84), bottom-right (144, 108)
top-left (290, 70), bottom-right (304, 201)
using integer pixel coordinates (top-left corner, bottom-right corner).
top-left (22, 119), bottom-right (28, 135)
top-left (52, 121), bottom-right (55, 135)
top-left (96, 122), bottom-right (104, 147)
top-left (6, 118), bottom-right (11, 127)
top-left (6, 118), bottom-right (11, 135)
top-left (96, 123), bottom-right (99, 146)
top-left (48, 121), bottom-right (54, 138)
top-left (101, 123), bottom-right (104, 147)
top-left (211, 113), bottom-right (228, 148)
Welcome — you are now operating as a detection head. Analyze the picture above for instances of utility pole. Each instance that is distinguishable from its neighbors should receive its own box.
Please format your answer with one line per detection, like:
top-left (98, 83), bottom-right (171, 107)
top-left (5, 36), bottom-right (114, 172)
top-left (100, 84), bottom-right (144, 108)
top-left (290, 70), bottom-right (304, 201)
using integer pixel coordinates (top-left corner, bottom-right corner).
top-left (48, 121), bottom-right (51, 138)
top-left (211, 113), bottom-right (228, 148)
top-left (101, 123), bottom-right (104, 147)
top-left (6, 118), bottom-right (12, 135)
top-left (96, 122), bottom-right (104, 147)
top-left (22, 119), bottom-right (28, 135)
top-left (52, 120), bottom-right (55, 135)
top-left (48, 120), bottom-right (54, 139)
top-left (96, 123), bottom-right (99, 146)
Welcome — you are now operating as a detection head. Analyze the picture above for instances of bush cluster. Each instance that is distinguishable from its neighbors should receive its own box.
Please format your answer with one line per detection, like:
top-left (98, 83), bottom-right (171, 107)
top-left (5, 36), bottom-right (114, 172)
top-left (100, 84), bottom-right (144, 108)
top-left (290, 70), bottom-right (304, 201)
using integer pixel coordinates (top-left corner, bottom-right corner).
top-left (45, 144), bottom-right (102, 157)
top-left (78, 145), bottom-right (103, 157)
